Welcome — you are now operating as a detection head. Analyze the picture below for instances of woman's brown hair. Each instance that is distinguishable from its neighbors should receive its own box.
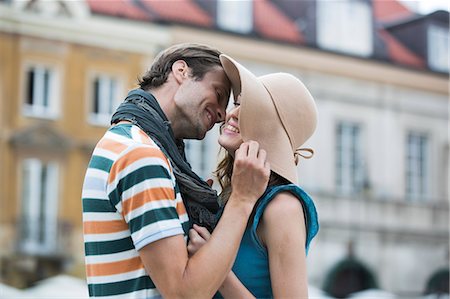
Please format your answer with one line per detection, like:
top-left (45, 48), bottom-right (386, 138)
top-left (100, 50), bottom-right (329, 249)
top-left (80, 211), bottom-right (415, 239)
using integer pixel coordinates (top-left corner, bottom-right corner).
top-left (215, 149), bottom-right (289, 205)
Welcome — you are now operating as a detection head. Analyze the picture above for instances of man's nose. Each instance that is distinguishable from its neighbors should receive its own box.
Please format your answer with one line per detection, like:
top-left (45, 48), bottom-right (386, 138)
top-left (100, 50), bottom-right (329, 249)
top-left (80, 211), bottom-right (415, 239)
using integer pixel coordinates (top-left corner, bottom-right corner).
top-left (216, 106), bottom-right (225, 122)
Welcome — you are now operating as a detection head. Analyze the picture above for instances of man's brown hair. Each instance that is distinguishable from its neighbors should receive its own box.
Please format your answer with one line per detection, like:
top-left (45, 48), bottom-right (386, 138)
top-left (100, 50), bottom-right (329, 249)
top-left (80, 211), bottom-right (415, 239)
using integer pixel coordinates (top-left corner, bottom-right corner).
top-left (139, 43), bottom-right (223, 90)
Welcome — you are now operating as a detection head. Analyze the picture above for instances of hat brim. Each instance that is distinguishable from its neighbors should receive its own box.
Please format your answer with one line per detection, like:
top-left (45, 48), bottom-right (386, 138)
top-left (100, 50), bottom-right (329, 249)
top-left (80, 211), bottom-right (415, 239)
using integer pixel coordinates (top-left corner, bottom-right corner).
top-left (220, 54), bottom-right (299, 184)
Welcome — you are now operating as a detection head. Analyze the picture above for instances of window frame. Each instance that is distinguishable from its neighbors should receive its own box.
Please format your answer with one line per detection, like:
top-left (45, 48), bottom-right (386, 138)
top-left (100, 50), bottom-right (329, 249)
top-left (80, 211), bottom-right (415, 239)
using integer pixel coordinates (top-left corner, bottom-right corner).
top-left (19, 158), bottom-right (60, 254)
top-left (316, 0), bottom-right (373, 57)
top-left (405, 131), bottom-right (429, 200)
top-left (87, 71), bottom-right (123, 126)
top-left (216, 0), bottom-right (253, 34)
top-left (185, 127), bottom-right (221, 180)
top-left (21, 62), bottom-right (61, 119)
top-left (335, 121), bottom-right (365, 195)
top-left (427, 23), bottom-right (449, 73)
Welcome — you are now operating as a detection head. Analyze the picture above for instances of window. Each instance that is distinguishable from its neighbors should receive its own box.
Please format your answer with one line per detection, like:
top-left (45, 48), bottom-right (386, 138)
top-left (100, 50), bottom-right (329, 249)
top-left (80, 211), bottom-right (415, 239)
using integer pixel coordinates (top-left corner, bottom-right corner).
top-left (185, 140), bottom-right (209, 179)
top-left (406, 132), bottom-right (428, 199)
top-left (20, 159), bottom-right (59, 254)
top-left (185, 130), bottom-right (220, 180)
top-left (427, 24), bottom-right (449, 73)
top-left (23, 64), bottom-right (59, 118)
top-left (317, 0), bottom-right (373, 57)
top-left (336, 122), bottom-right (364, 194)
top-left (89, 74), bottom-right (120, 125)
top-left (217, 0), bottom-right (253, 34)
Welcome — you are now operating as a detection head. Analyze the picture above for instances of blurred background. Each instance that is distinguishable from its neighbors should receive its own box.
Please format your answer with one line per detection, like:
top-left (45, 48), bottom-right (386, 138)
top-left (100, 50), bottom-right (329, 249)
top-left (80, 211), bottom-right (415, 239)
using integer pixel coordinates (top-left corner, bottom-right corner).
top-left (0, 0), bottom-right (448, 298)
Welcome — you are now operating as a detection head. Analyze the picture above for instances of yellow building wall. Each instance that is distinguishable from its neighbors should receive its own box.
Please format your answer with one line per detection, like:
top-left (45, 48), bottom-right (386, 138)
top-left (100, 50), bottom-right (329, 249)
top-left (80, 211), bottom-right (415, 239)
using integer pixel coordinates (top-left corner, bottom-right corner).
top-left (0, 32), bottom-right (20, 241)
top-left (0, 29), bottom-right (153, 281)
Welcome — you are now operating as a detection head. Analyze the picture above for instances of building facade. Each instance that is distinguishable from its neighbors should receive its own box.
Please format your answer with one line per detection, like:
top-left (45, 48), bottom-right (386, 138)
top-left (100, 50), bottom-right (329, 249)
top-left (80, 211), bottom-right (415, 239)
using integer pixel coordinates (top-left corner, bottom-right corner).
top-left (0, 0), bottom-right (448, 297)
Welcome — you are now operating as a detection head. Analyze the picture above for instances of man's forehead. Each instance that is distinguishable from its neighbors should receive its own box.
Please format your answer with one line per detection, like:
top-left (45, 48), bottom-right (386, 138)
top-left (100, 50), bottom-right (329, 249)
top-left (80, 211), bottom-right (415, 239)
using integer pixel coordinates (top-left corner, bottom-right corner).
top-left (223, 73), bottom-right (233, 104)
top-left (218, 86), bottom-right (231, 109)
top-left (213, 68), bottom-right (231, 106)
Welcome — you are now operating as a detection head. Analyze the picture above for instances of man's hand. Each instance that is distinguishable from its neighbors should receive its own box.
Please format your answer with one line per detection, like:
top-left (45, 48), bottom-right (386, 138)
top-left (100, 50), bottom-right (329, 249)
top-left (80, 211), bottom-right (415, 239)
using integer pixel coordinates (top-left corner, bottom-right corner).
top-left (230, 141), bottom-right (270, 205)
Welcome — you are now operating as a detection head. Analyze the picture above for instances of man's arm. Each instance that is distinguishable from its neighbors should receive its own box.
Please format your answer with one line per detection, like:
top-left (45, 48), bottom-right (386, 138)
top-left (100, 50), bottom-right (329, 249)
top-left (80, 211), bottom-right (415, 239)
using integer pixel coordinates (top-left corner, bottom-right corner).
top-left (139, 141), bottom-right (270, 299)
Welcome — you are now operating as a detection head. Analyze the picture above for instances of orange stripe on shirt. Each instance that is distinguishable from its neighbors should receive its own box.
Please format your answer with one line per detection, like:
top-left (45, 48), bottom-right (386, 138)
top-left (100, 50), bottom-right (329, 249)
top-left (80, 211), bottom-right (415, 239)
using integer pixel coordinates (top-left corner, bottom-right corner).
top-left (108, 146), bottom-right (169, 184)
top-left (176, 201), bottom-right (187, 216)
top-left (138, 130), bottom-right (153, 145)
top-left (86, 256), bottom-right (144, 277)
top-left (122, 187), bottom-right (175, 217)
top-left (97, 138), bottom-right (128, 155)
top-left (83, 220), bottom-right (128, 235)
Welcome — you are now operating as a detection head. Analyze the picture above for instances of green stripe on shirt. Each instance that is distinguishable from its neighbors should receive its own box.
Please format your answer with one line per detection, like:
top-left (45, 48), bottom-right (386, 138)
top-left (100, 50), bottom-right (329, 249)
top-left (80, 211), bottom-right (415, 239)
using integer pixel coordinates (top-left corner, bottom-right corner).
top-left (83, 198), bottom-right (116, 213)
top-left (110, 124), bottom-right (133, 138)
top-left (89, 155), bottom-right (114, 172)
top-left (88, 275), bottom-right (156, 296)
top-left (128, 207), bottom-right (180, 234)
top-left (85, 237), bottom-right (134, 256)
top-left (108, 164), bottom-right (172, 206)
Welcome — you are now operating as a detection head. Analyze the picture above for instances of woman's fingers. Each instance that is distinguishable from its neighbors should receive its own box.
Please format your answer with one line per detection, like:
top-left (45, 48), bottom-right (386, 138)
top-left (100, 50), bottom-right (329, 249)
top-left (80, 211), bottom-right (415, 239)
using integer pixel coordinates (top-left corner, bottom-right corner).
top-left (193, 224), bottom-right (211, 240)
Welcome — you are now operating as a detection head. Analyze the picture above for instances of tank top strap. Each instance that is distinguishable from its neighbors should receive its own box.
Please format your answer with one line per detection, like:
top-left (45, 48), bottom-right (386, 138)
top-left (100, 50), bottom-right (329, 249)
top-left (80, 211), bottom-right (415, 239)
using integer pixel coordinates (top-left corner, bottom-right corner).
top-left (250, 184), bottom-right (319, 255)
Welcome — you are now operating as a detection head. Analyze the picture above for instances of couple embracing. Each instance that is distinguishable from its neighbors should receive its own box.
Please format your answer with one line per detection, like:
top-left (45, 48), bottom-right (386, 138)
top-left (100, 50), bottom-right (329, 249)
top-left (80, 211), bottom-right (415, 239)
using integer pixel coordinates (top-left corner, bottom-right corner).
top-left (82, 43), bottom-right (318, 299)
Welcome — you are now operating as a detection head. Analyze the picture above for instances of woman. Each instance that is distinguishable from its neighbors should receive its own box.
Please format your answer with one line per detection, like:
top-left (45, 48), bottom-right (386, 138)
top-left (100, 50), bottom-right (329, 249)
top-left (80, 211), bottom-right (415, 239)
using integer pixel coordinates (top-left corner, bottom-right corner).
top-left (188, 54), bottom-right (319, 298)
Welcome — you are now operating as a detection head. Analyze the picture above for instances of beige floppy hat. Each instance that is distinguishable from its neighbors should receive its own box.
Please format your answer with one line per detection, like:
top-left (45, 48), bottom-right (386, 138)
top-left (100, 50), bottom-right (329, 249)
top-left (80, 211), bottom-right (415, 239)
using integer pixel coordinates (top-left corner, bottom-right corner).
top-left (220, 54), bottom-right (318, 184)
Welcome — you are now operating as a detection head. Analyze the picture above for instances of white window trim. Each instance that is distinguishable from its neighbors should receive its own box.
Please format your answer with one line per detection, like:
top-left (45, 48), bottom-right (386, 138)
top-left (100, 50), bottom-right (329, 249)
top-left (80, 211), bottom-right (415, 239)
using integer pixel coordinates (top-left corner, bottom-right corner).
top-left (317, 0), bottom-right (373, 57)
top-left (185, 127), bottom-right (221, 180)
top-left (217, 0), bottom-right (253, 34)
top-left (22, 62), bottom-right (61, 119)
top-left (405, 132), bottom-right (429, 200)
top-left (20, 159), bottom-right (60, 254)
top-left (427, 24), bottom-right (449, 73)
top-left (87, 72), bottom-right (123, 127)
top-left (336, 121), bottom-right (365, 194)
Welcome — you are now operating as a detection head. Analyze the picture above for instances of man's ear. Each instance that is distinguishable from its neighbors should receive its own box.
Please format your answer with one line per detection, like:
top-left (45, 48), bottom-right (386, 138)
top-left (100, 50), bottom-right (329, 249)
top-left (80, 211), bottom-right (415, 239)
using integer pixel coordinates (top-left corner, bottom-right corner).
top-left (172, 60), bottom-right (189, 84)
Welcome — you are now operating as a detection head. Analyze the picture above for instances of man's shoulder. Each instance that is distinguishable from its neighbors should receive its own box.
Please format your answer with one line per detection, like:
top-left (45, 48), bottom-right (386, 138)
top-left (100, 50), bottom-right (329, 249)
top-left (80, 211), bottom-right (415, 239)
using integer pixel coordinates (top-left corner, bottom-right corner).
top-left (104, 124), bottom-right (167, 157)
top-left (90, 125), bottom-right (170, 173)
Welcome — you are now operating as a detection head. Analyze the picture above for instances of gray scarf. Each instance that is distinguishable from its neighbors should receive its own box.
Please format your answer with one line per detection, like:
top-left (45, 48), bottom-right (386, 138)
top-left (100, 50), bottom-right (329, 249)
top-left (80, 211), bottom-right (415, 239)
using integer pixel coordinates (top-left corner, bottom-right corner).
top-left (111, 89), bottom-right (219, 232)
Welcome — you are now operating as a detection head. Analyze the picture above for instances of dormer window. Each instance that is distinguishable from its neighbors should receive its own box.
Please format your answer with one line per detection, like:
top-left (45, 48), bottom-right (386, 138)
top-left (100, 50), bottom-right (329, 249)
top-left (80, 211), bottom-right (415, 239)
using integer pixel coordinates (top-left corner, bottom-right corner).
top-left (217, 0), bottom-right (253, 34)
top-left (427, 24), bottom-right (449, 73)
top-left (317, 0), bottom-right (373, 57)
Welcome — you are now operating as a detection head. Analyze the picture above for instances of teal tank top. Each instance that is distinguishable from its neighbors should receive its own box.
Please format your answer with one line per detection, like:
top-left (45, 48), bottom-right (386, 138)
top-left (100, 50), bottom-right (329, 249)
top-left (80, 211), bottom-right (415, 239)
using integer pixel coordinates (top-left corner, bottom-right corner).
top-left (215, 184), bottom-right (319, 298)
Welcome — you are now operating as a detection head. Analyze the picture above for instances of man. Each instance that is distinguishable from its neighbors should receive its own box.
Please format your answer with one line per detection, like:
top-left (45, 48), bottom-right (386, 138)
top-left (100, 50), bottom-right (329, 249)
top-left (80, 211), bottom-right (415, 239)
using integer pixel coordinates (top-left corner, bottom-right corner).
top-left (82, 43), bottom-right (270, 298)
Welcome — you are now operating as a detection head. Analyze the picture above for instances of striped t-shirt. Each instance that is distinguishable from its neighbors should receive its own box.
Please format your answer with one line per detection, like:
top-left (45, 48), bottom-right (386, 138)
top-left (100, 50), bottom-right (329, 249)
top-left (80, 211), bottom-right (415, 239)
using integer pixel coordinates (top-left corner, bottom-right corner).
top-left (82, 123), bottom-right (189, 298)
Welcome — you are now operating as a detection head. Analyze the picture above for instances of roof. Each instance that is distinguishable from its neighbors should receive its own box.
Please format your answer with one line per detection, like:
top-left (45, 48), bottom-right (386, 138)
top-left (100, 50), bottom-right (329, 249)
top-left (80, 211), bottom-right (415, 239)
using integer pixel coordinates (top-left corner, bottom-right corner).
top-left (377, 29), bottom-right (425, 67)
top-left (85, 0), bottom-right (445, 73)
top-left (253, 0), bottom-right (303, 43)
top-left (87, 0), bottom-right (150, 21)
top-left (373, 0), bottom-right (415, 23)
top-left (139, 0), bottom-right (212, 26)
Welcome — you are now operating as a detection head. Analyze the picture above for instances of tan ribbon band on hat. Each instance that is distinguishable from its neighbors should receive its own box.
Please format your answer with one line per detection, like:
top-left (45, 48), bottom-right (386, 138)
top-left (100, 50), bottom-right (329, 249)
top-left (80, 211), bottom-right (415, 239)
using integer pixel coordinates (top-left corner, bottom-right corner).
top-left (294, 148), bottom-right (314, 165)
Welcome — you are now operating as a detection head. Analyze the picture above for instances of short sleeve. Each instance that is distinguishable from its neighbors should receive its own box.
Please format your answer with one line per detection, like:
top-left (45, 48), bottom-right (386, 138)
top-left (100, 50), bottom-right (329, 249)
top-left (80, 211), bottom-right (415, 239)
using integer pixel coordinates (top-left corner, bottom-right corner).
top-left (107, 144), bottom-right (184, 250)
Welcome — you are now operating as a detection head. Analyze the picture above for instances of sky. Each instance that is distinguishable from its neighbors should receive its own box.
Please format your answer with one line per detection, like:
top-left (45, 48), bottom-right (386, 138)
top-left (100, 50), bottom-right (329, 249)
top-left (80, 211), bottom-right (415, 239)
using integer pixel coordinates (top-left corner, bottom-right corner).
top-left (400, 0), bottom-right (450, 14)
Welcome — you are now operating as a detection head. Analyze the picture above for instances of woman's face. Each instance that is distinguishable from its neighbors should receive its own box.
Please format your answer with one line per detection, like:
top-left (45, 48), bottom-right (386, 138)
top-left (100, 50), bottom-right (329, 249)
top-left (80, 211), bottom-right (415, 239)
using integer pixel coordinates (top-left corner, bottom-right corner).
top-left (218, 96), bottom-right (244, 154)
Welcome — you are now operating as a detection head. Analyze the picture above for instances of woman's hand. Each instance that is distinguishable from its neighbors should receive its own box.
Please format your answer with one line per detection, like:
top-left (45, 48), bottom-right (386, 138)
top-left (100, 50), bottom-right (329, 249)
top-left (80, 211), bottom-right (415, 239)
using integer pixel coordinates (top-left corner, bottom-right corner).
top-left (187, 224), bottom-right (211, 256)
